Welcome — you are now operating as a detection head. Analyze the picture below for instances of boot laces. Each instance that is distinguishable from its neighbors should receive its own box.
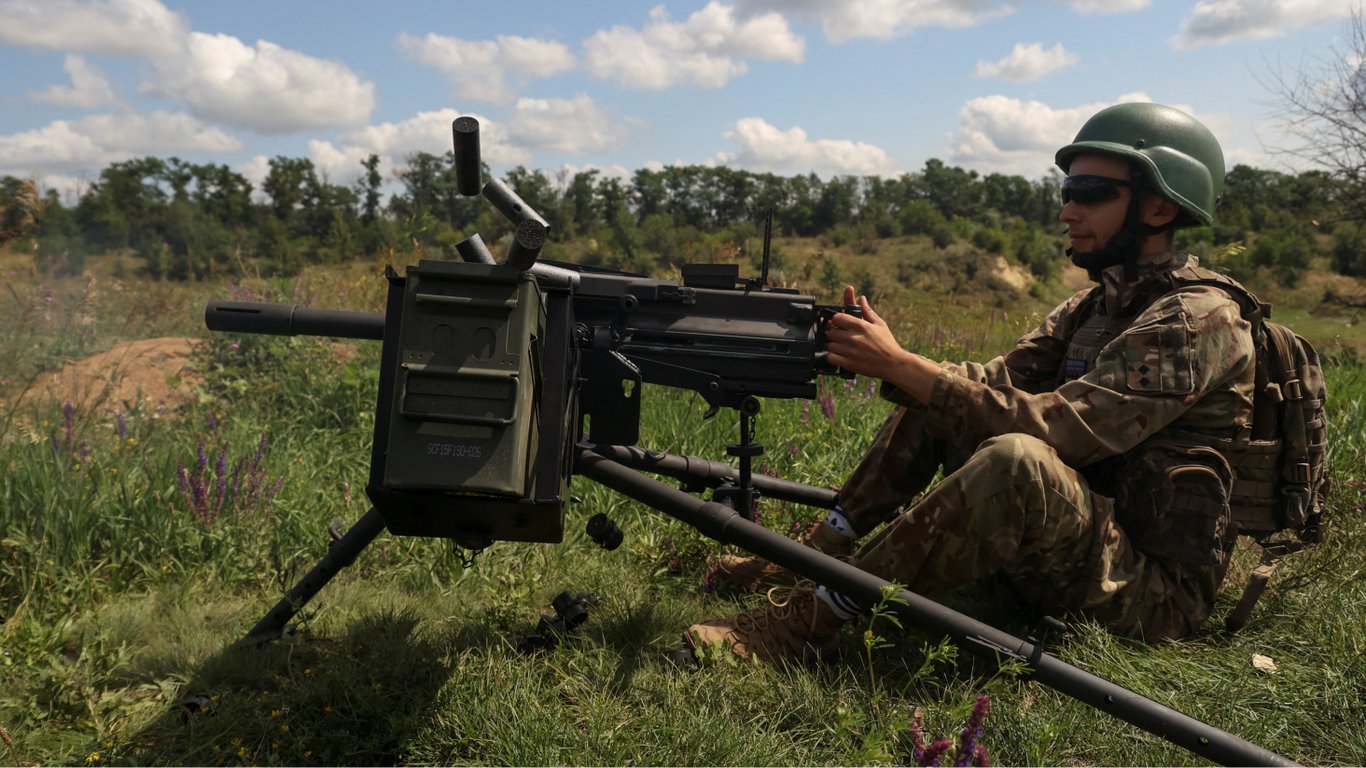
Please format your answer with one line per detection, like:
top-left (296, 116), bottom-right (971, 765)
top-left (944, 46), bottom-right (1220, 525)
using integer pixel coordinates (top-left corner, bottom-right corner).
top-left (732, 583), bottom-right (823, 647)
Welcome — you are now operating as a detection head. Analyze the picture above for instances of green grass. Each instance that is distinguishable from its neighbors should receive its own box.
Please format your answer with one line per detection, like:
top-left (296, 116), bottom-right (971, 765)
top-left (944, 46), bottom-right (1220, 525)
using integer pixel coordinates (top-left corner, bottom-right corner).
top-left (2, 250), bottom-right (1364, 766)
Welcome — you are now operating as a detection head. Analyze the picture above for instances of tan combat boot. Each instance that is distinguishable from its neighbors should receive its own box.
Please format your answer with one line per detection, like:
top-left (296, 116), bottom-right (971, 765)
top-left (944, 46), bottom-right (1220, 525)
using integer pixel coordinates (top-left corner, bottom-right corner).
top-left (686, 581), bottom-right (847, 663)
top-left (713, 521), bottom-right (854, 592)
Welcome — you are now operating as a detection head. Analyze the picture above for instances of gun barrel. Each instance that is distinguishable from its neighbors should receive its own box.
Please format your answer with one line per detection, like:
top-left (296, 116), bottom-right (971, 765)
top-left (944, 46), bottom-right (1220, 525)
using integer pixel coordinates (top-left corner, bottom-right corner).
top-left (205, 301), bottom-right (384, 340)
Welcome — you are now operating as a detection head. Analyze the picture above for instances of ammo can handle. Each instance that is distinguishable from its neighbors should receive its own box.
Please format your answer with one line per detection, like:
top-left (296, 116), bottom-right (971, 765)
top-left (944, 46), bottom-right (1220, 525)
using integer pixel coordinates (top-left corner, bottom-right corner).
top-left (398, 364), bottom-right (521, 426)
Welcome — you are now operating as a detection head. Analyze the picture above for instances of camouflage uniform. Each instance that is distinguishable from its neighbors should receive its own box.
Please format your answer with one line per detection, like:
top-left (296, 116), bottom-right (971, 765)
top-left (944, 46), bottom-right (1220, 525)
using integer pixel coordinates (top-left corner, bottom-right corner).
top-left (837, 250), bottom-right (1255, 641)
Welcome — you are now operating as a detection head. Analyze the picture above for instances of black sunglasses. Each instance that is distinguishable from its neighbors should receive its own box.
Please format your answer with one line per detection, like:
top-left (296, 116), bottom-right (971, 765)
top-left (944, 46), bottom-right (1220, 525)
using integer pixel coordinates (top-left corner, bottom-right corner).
top-left (1061, 175), bottom-right (1131, 205)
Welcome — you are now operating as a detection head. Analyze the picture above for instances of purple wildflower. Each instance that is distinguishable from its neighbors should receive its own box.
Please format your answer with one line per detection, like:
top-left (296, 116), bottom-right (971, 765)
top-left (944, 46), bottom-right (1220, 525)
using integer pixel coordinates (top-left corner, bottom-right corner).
top-left (921, 738), bottom-right (954, 767)
top-left (114, 411), bottom-right (127, 440)
top-left (214, 451), bottom-right (228, 510)
top-left (819, 393), bottom-right (836, 421)
top-left (701, 559), bottom-right (720, 593)
top-left (230, 459), bottom-right (246, 508)
top-left (951, 695), bottom-right (991, 767)
top-left (910, 710), bottom-right (927, 764)
top-left (190, 474), bottom-right (209, 523)
top-left (62, 402), bottom-right (75, 448)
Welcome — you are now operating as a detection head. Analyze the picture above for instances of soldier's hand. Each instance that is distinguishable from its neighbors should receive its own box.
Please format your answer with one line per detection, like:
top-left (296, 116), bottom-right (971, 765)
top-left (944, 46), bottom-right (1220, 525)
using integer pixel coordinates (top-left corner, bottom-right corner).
top-left (826, 288), bottom-right (902, 380)
top-left (827, 286), bottom-right (939, 404)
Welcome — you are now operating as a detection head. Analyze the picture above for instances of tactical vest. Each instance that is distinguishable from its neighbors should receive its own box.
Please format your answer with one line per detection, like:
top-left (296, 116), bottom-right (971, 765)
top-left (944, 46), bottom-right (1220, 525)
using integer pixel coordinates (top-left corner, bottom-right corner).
top-left (1060, 264), bottom-right (1328, 631)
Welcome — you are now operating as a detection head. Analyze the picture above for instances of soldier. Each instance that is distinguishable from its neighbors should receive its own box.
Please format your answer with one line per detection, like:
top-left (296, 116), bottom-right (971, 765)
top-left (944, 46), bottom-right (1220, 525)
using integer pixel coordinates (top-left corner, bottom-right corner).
top-left (688, 102), bottom-right (1258, 661)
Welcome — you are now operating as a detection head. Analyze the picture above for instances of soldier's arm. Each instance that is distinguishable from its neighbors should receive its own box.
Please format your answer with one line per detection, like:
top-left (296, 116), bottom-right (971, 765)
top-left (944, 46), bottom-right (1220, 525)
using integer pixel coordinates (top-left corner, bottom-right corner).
top-left (831, 287), bottom-right (1093, 406)
top-left (916, 286), bottom-right (1255, 466)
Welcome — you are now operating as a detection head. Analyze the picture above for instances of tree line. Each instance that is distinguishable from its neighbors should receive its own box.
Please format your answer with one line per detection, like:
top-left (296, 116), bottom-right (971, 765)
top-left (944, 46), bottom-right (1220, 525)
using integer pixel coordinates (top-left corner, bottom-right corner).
top-left (2, 151), bottom-right (1361, 283)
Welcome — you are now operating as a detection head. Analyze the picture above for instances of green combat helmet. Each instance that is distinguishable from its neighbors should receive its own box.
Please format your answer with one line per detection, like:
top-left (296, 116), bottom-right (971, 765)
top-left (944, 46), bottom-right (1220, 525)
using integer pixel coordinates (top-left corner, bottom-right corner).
top-left (1056, 101), bottom-right (1225, 229)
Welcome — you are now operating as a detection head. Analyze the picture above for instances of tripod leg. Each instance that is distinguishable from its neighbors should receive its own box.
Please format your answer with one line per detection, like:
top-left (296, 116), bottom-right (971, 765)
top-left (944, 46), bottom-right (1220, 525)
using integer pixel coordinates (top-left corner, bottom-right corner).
top-left (239, 507), bottom-right (387, 646)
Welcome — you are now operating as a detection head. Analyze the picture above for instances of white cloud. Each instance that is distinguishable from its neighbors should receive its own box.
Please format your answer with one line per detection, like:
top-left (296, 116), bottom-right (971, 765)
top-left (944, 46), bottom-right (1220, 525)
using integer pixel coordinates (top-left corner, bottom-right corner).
top-left (0, 0), bottom-right (187, 58)
top-left (583, 1), bottom-right (804, 89)
top-left (0, 111), bottom-right (241, 184)
top-left (0, 122), bottom-right (103, 174)
top-left (2, 0), bottom-right (376, 135)
top-left (505, 94), bottom-right (631, 155)
top-left (237, 155), bottom-right (272, 199)
top-left (974, 42), bottom-right (1078, 82)
top-left (713, 117), bottom-right (891, 175)
top-left (305, 103), bottom-right (632, 199)
top-left (306, 140), bottom-right (374, 186)
top-left (551, 162), bottom-right (633, 186)
top-left (78, 111), bottom-right (242, 156)
top-left (347, 109), bottom-right (528, 167)
top-left (733, 0), bottom-right (1012, 43)
top-left (306, 109), bottom-right (535, 186)
top-left (944, 93), bottom-right (1231, 177)
top-left (145, 32), bottom-right (375, 134)
top-left (1173, 0), bottom-right (1352, 49)
top-left (27, 55), bottom-right (122, 109)
top-left (1064, 0), bottom-right (1151, 13)
top-left (396, 32), bottom-right (576, 104)
top-left (947, 93), bottom-right (1153, 176)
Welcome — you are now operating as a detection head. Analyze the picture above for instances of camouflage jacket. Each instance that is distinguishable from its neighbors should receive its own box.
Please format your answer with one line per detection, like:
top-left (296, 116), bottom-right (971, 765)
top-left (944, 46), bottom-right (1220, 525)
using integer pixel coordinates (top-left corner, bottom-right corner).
top-left (887, 251), bottom-right (1257, 470)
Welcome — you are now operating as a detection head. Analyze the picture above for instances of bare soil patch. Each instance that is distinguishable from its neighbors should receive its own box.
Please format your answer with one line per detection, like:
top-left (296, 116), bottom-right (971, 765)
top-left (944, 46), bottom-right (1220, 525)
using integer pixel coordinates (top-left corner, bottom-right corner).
top-left (16, 337), bottom-right (203, 417)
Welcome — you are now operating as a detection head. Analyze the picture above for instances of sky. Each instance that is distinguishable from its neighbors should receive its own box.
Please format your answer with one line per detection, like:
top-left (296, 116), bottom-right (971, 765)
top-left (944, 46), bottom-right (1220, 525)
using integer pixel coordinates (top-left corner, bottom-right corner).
top-left (0, 0), bottom-right (1358, 203)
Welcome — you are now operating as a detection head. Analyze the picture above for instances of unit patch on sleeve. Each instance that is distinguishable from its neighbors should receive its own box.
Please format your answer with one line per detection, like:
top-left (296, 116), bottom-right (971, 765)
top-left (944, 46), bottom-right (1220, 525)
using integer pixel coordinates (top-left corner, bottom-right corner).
top-left (1123, 324), bottom-right (1194, 394)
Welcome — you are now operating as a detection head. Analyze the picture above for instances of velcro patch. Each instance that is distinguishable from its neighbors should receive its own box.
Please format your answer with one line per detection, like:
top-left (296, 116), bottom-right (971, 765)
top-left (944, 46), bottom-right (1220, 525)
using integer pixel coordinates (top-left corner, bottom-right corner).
top-left (1063, 358), bottom-right (1088, 381)
top-left (1124, 324), bottom-right (1193, 394)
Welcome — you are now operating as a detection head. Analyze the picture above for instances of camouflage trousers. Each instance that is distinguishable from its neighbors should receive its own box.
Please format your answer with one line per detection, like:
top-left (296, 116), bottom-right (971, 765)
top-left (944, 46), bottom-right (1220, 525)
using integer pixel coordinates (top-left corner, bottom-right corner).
top-left (837, 406), bottom-right (1226, 641)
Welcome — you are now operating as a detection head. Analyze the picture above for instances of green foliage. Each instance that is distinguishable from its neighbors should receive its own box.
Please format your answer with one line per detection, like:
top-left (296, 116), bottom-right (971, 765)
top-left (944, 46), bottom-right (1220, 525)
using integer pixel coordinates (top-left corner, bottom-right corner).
top-left (0, 176), bottom-right (41, 243)
top-left (971, 225), bottom-right (1010, 255)
top-left (13, 149), bottom-right (1365, 288)
top-left (194, 332), bottom-right (377, 433)
top-left (898, 199), bottom-right (948, 240)
top-left (1332, 222), bottom-right (1366, 276)
top-left (1015, 228), bottom-right (1062, 280)
top-left (819, 252), bottom-right (843, 286)
top-left (1202, 240), bottom-right (1255, 282)
top-left (1252, 226), bottom-right (1320, 287)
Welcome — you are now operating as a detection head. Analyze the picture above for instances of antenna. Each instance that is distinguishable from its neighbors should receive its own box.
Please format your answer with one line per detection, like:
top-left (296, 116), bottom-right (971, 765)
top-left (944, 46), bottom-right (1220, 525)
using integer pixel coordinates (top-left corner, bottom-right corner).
top-left (760, 208), bottom-right (773, 288)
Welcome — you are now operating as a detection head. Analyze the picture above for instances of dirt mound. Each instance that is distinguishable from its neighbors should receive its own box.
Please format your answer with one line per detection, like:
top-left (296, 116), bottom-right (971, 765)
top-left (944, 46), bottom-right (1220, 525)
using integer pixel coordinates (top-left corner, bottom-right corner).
top-left (19, 337), bottom-right (203, 417)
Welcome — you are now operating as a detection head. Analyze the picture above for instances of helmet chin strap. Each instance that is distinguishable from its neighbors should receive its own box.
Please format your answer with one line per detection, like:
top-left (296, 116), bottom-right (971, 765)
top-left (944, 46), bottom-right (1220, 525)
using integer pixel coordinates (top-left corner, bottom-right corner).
top-left (1067, 169), bottom-right (1173, 283)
